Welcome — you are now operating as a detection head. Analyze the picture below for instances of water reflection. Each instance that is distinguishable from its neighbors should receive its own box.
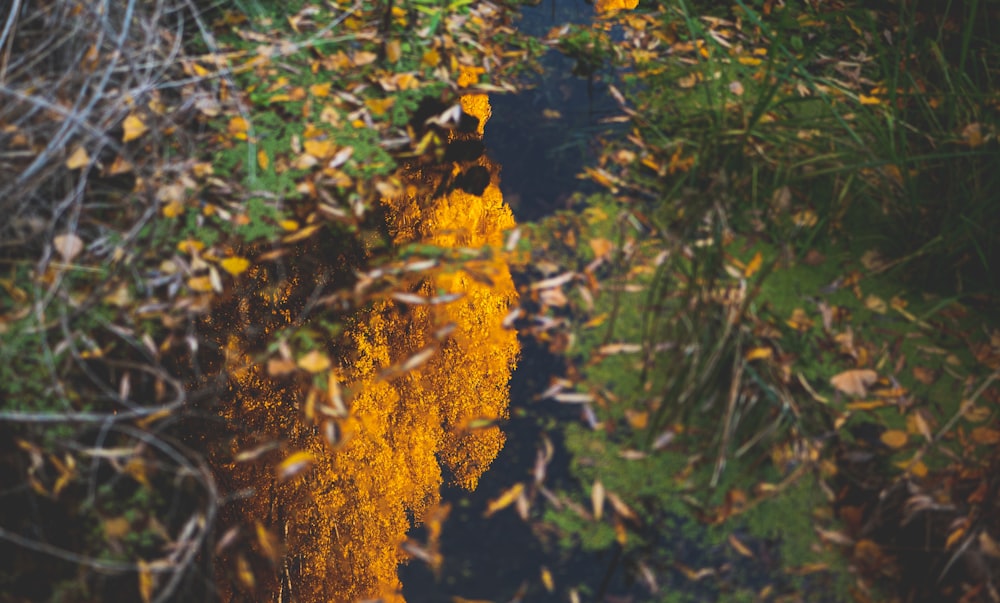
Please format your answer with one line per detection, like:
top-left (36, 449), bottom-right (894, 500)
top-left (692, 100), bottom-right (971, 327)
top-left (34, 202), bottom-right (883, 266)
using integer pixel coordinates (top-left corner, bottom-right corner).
top-left (214, 91), bottom-right (517, 602)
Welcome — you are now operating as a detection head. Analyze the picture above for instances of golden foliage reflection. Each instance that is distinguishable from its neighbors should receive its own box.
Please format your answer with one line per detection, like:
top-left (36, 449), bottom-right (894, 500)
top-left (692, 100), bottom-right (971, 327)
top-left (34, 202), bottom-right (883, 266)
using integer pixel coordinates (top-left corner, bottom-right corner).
top-left (215, 93), bottom-right (518, 602)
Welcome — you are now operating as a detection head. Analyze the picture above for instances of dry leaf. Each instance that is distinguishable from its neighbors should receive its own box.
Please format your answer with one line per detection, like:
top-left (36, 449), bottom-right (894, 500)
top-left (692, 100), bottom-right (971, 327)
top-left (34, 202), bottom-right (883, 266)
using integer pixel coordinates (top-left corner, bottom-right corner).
top-left (970, 427), bottom-right (1000, 445)
top-left (53, 233), bottom-right (84, 262)
top-left (297, 350), bottom-right (331, 373)
top-left (65, 146), bottom-right (90, 169)
top-left (122, 114), bottom-right (148, 142)
top-left (830, 369), bottom-right (878, 397)
top-left (592, 480), bottom-right (605, 521)
top-left (879, 429), bottom-right (908, 449)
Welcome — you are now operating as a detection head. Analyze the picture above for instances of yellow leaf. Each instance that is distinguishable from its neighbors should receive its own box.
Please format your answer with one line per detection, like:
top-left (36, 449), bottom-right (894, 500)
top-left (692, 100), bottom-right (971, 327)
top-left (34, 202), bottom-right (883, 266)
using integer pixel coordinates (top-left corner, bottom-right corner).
top-left (257, 149), bottom-right (269, 170)
top-left (276, 451), bottom-right (314, 481)
top-left (737, 56), bottom-right (762, 66)
top-left (365, 97), bottom-right (395, 117)
top-left (386, 40), bottom-right (402, 63)
top-left (228, 116), bottom-right (249, 140)
top-left (255, 522), bottom-right (282, 561)
top-left (177, 239), bottom-right (204, 254)
top-left (122, 114), bottom-right (148, 142)
top-left (745, 347), bottom-right (773, 361)
top-left (864, 295), bottom-right (887, 314)
top-left (945, 526), bottom-right (966, 550)
top-left (879, 429), bottom-right (908, 449)
top-left (104, 516), bottom-right (130, 539)
top-left (283, 223), bottom-right (322, 243)
top-left (65, 146), bottom-right (90, 169)
top-left (595, 0), bottom-right (638, 13)
top-left (297, 350), bottom-right (331, 373)
top-left (187, 276), bottom-right (213, 292)
top-left (220, 256), bottom-right (250, 276)
top-left (303, 139), bottom-right (333, 159)
top-left (589, 238), bottom-right (614, 259)
top-left (138, 559), bottom-right (154, 603)
top-left (830, 369), bottom-right (878, 397)
top-left (859, 94), bottom-right (882, 105)
top-left (162, 200), bottom-right (184, 218)
top-left (541, 567), bottom-right (554, 592)
top-left (421, 49), bottom-right (441, 68)
top-left (744, 251), bottom-right (763, 277)
top-left (485, 482), bottom-right (524, 517)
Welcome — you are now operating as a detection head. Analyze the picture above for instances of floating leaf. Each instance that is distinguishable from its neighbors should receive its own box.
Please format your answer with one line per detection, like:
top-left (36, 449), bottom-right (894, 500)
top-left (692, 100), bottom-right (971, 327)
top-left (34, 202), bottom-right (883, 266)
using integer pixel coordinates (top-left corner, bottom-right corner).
top-left (485, 483), bottom-right (524, 517)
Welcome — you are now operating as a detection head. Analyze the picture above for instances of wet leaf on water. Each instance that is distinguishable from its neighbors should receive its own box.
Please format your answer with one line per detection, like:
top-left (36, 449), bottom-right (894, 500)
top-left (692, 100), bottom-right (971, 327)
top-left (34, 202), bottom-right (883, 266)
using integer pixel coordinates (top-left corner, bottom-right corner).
top-left (540, 566), bottom-right (554, 592)
top-left (830, 369), bottom-right (878, 397)
top-left (484, 483), bottom-right (524, 517)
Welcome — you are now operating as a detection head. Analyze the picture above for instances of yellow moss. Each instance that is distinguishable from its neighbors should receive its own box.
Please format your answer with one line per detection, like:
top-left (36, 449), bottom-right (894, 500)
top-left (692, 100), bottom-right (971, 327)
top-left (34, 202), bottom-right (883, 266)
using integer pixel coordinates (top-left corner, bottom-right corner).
top-left (214, 95), bottom-right (518, 602)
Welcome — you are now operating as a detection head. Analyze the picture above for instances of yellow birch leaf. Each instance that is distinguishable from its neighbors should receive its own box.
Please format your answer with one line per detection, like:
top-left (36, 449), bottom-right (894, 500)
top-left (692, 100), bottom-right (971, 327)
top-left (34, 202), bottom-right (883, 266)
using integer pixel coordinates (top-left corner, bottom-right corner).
top-left (303, 139), bottom-right (333, 159)
top-left (257, 149), bottom-right (269, 170)
top-left (66, 146), bottom-right (90, 169)
top-left (309, 83), bottom-right (332, 97)
top-left (122, 114), bottom-right (148, 142)
top-left (386, 40), bottom-right (402, 63)
top-left (859, 94), bottom-right (882, 105)
top-left (541, 566), bottom-right (554, 592)
top-left (745, 347), bottom-right (773, 361)
top-left (220, 256), bottom-right (250, 276)
top-left (485, 482), bottom-right (524, 517)
top-left (743, 251), bottom-right (762, 277)
top-left (297, 349), bottom-right (331, 373)
top-left (228, 116), bottom-right (249, 140)
top-left (138, 559), bottom-right (154, 603)
top-left (880, 429), bottom-right (908, 449)
top-left (945, 526), bottom-right (966, 550)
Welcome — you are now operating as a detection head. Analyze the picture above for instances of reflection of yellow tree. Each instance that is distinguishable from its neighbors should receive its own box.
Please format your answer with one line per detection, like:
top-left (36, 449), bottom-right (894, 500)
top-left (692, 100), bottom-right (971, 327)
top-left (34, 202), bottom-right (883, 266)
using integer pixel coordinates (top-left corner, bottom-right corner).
top-left (216, 91), bottom-right (518, 602)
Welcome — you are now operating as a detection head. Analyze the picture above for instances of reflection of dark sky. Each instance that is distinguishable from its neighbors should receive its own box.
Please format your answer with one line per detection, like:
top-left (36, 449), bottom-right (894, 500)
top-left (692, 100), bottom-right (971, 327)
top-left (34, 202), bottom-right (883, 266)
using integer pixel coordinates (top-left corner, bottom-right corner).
top-left (487, 0), bottom-right (622, 222)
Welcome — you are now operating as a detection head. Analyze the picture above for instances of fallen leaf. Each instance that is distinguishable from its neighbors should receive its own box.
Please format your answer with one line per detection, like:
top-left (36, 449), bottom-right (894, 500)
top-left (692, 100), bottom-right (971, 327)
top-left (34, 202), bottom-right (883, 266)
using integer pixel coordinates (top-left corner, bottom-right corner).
top-left (880, 429), bottom-right (908, 449)
top-left (220, 256), bottom-right (251, 276)
top-left (830, 369), bottom-right (878, 397)
top-left (122, 114), bottom-right (148, 142)
top-left (297, 350), bottom-right (331, 373)
top-left (53, 233), bottom-right (84, 262)
top-left (65, 146), bottom-right (90, 169)
top-left (592, 480), bottom-right (605, 521)
top-left (970, 427), bottom-right (1000, 445)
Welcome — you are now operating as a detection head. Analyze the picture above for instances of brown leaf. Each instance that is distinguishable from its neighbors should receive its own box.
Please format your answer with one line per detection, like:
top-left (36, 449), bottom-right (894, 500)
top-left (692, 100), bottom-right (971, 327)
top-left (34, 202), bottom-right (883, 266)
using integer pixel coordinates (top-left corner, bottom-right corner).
top-left (830, 369), bottom-right (878, 397)
top-left (970, 427), bottom-right (1000, 445)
